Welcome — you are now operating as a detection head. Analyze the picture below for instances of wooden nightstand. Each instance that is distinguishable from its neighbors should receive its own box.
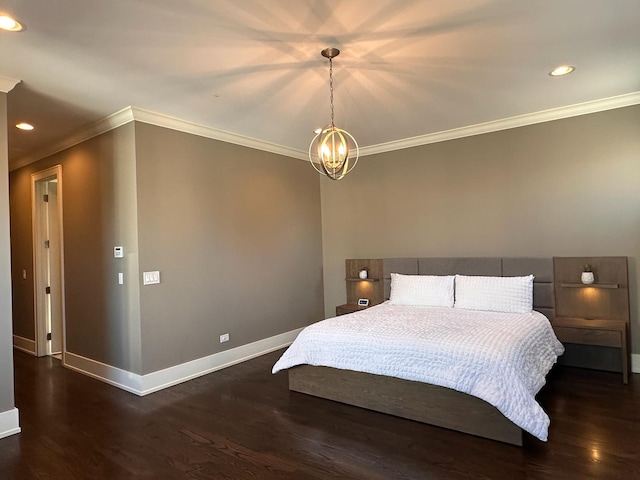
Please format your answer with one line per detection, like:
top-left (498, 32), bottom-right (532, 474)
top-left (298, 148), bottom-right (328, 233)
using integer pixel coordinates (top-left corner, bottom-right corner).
top-left (553, 257), bottom-right (631, 384)
top-left (345, 259), bottom-right (384, 306)
top-left (335, 303), bottom-right (369, 316)
top-left (552, 316), bottom-right (628, 384)
top-left (336, 259), bottom-right (384, 317)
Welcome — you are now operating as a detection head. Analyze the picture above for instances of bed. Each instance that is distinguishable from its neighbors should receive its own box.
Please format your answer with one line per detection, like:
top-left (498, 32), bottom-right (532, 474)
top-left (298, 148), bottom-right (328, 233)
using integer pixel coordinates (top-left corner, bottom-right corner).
top-left (272, 257), bottom-right (564, 446)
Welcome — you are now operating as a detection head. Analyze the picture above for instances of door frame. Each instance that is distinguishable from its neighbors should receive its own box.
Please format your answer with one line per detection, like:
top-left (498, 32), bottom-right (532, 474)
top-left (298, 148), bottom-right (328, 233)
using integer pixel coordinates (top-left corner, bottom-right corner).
top-left (31, 165), bottom-right (66, 358)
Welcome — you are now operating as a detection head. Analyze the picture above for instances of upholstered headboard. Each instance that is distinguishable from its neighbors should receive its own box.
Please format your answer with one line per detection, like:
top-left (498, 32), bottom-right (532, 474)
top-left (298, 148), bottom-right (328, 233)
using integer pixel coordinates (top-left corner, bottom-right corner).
top-left (381, 257), bottom-right (555, 319)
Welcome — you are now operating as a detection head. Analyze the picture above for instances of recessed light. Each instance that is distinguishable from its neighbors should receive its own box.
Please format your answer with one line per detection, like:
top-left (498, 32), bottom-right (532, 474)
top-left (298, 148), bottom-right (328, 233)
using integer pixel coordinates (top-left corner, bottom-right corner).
top-left (0, 14), bottom-right (24, 32)
top-left (16, 122), bottom-right (34, 131)
top-left (549, 65), bottom-right (575, 77)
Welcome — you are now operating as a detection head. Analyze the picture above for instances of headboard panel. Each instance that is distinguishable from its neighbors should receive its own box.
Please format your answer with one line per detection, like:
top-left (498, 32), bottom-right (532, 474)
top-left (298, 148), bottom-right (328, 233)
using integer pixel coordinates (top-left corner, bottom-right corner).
top-left (381, 257), bottom-right (554, 319)
top-left (382, 258), bottom-right (418, 278)
top-left (418, 257), bottom-right (502, 276)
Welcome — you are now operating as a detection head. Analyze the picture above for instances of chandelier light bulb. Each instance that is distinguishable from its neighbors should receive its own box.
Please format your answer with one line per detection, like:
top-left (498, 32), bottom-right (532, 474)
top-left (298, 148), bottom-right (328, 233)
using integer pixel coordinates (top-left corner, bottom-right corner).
top-left (308, 48), bottom-right (359, 180)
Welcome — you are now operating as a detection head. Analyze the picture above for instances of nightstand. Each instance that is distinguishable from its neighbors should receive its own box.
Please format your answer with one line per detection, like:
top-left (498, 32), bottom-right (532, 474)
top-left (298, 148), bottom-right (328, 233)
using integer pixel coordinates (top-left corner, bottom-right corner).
top-left (335, 303), bottom-right (368, 316)
top-left (345, 259), bottom-right (384, 306)
top-left (553, 257), bottom-right (630, 384)
top-left (552, 316), bottom-right (628, 384)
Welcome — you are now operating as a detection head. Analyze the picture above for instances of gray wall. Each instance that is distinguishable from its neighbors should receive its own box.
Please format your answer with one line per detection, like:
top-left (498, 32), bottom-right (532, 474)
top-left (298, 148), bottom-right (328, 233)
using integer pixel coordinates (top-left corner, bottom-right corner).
top-left (12, 102), bottom-right (635, 381)
top-left (320, 105), bottom-right (640, 353)
top-left (8, 163), bottom-right (32, 340)
top-left (134, 123), bottom-right (324, 374)
top-left (1, 92), bottom-right (16, 412)
top-left (10, 124), bottom-right (143, 373)
top-left (10, 121), bottom-right (324, 377)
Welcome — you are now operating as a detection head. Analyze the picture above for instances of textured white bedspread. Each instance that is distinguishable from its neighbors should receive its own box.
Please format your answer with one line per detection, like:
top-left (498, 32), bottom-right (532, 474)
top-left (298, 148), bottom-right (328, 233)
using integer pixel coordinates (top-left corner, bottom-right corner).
top-left (272, 302), bottom-right (564, 441)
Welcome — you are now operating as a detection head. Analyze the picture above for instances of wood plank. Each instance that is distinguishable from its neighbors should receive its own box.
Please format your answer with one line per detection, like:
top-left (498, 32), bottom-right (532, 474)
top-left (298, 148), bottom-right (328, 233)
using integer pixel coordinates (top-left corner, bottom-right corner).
top-left (289, 365), bottom-right (523, 446)
top-left (553, 326), bottom-right (621, 348)
top-left (554, 257), bottom-right (629, 322)
top-left (560, 283), bottom-right (619, 289)
top-left (5, 349), bottom-right (640, 479)
top-left (345, 259), bottom-right (384, 306)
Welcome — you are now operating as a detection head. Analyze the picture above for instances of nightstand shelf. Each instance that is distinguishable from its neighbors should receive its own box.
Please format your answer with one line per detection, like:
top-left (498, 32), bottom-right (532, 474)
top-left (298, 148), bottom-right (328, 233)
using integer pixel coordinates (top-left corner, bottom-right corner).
top-left (343, 259), bottom-right (385, 308)
top-left (560, 283), bottom-right (619, 289)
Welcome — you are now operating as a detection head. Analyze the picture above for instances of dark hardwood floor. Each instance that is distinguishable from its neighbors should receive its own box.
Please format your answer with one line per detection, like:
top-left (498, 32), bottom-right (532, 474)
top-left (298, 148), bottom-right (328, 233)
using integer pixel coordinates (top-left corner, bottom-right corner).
top-left (1, 350), bottom-right (639, 479)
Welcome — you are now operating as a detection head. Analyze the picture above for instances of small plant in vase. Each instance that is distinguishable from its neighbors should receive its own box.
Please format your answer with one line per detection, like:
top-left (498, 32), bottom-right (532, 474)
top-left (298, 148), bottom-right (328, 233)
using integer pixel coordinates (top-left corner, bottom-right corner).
top-left (581, 265), bottom-right (595, 285)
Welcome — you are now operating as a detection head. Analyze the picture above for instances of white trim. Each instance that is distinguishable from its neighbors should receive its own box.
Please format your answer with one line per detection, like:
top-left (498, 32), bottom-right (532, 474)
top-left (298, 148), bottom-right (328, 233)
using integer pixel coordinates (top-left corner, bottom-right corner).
top-left (31, 165), bottom-right (66, 358)
top-left (360, 91), bottom-right (640, 157)
top-left (0, 75), bottom-right (20, 93)
top-left (64, 351), bottom-right (143, 395)
top-left (0, 408), bottom-right (21, 439)
top-left (11, 106), bottom-right (307, 170)
top-left (12, 335), bottom-right (36, 355)
top-left (632, 354), bottom-right (640, 374)
top-left (130, 107), bottom-right (308, 161)
top-left (64, 327), bottom-right (303, 396)
top-left (11, 107), bottom-right (135, 171)
top-left (12, 91), bottom-right (639, 170)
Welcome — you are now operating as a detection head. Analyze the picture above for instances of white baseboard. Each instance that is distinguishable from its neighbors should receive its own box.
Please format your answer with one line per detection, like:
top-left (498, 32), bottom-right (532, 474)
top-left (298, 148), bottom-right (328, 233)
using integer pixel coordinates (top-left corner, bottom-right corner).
top-left (64, 328), bottom-right (303, 396)
top-left (0, 408), bottom-right (21, 439)
top-left (13, 335), bottom-right (36, 355)
top-left (64, 352), bottom-right (144, 395)
top-left (632, 354), bottom-right (640, 374)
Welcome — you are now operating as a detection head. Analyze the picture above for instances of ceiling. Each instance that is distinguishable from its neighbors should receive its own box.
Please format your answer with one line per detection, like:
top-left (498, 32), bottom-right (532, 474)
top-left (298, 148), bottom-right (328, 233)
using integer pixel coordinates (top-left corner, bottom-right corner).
top-left (2, 0), bottom-right (639, 170)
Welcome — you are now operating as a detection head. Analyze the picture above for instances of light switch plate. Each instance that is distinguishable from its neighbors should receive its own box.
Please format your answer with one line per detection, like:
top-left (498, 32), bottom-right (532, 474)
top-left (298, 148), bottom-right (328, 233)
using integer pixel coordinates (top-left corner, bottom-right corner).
top-left (143, 271), bottom-right (160, 285)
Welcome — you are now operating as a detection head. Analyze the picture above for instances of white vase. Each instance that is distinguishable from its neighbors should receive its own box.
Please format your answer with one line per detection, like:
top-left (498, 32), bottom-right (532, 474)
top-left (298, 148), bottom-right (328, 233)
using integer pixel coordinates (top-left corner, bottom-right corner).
top-left (359, 269), bottom-right (368, 279)
top-left (581, 271), bottom-right (594, 284)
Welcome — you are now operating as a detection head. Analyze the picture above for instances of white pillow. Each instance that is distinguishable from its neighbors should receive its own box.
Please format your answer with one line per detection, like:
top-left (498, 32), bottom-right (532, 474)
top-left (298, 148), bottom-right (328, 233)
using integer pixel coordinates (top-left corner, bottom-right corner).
top-left (389, 273), bottom-right (455, 307)
top-left (454, 274), bottom-right (534, 314)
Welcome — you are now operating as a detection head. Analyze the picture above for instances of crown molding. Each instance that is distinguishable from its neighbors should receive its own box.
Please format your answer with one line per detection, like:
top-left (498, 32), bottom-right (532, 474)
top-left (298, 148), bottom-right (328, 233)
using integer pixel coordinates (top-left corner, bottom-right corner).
top-left (11, 106), bottom-right (307, 171)
top-left (360, 91), bottom-right (640, 157)
top-left (11, 91), bottom-right (640, 170)
top-left (10, 106), bottom-right (135, 171)
top-left (0, 75), bottom-right (20, 93)
top-left (129, 107), bottom-right (307, 161)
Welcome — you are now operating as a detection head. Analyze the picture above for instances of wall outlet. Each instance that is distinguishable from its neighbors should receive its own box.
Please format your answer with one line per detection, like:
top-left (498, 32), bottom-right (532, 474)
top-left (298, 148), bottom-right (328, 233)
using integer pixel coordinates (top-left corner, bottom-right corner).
top-left (219, 333), bottom-right (230, 343)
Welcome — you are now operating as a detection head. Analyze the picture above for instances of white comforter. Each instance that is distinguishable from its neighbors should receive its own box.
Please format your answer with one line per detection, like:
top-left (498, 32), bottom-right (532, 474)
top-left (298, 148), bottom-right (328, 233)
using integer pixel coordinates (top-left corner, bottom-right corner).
top-left (272, 302), bottom-right (564, 441)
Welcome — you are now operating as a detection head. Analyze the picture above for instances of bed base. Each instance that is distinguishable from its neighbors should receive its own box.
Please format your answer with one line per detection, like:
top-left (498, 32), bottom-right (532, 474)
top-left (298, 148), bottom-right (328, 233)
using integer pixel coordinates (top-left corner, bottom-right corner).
top-left (289, 365), bottom-right (523, 446)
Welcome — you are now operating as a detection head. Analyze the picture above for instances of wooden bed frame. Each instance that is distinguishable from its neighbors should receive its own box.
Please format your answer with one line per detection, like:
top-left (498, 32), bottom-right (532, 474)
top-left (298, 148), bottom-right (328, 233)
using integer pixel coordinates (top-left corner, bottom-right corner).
top-left (289, 365), bottom-right (523, 445)
top-left (287, 257), bottom-right (556, 446)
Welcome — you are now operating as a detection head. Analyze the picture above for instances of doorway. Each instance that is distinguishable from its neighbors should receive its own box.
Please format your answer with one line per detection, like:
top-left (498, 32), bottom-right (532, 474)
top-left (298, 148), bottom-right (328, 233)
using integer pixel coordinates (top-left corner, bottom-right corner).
top-left (32, 165), bottom-right (65, 359)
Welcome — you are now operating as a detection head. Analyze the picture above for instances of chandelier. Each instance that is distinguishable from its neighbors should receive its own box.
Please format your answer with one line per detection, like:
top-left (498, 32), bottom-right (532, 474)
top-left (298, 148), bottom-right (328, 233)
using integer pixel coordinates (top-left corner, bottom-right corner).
top-left (308, 48), bottom-right (359, 180)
